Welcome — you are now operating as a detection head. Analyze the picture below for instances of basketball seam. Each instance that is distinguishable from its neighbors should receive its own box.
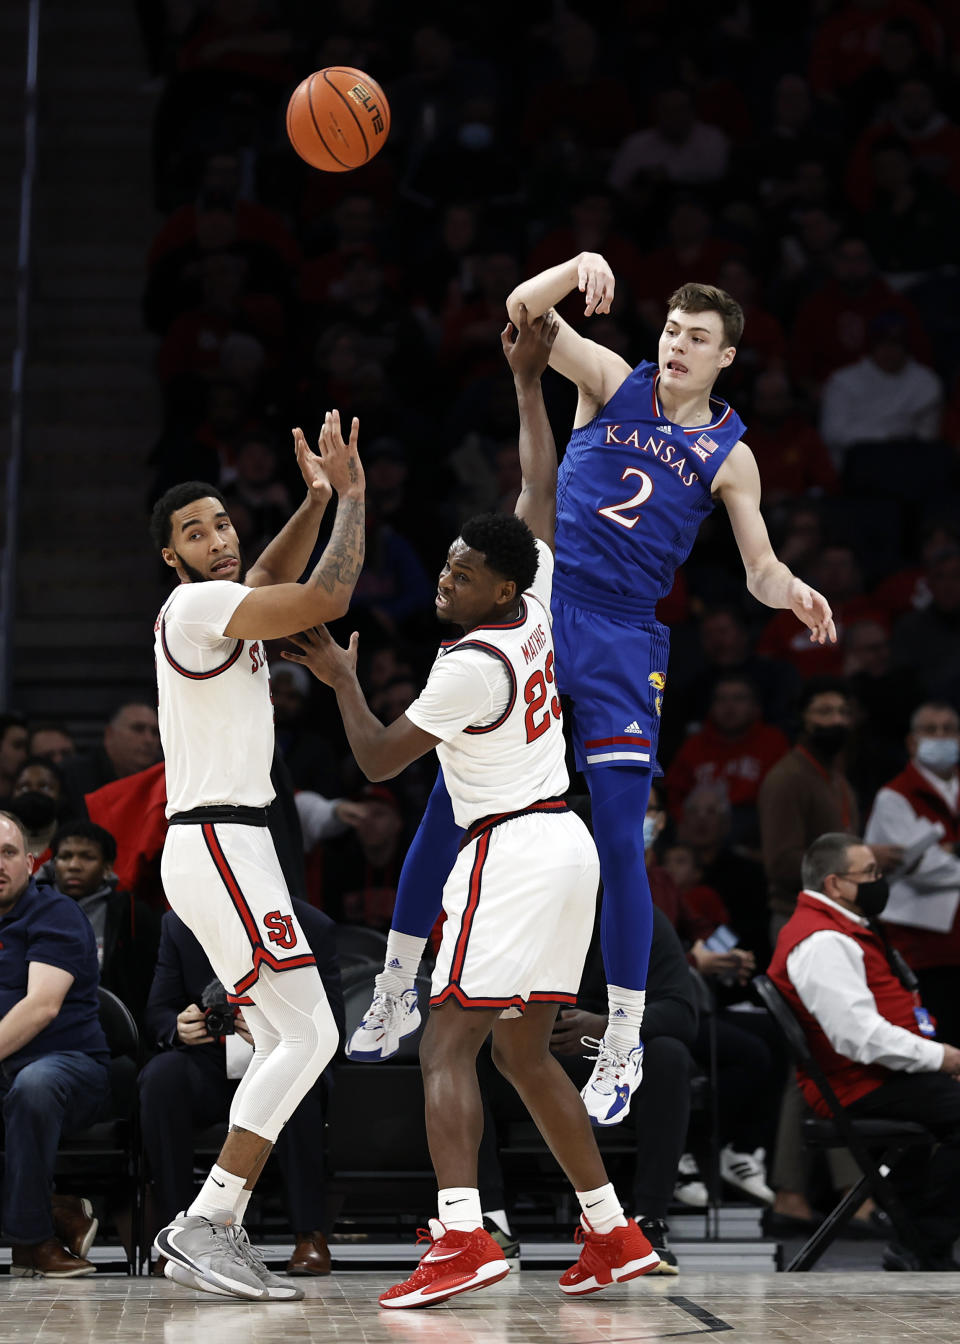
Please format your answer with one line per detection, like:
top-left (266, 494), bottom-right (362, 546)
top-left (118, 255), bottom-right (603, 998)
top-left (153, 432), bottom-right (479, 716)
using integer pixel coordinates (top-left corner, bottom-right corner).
top-left (323, 67), bottom-right (370, 160)
top-left (305, 71), bottom-right (352, 170)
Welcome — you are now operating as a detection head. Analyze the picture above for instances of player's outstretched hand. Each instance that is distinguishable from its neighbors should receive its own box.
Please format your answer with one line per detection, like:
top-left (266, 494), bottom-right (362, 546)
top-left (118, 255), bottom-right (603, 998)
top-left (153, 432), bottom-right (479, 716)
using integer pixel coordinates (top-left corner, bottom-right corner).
top-left (788, 578), bottom-right (837, 645)
top-left (314, 409), bottom-right (365, 499)
top-left (500, 303), bottom-right (560, 382)
top-left (292, 426), bottom-right (333, 506)
top-left (577, 251), bottom-right (615, 317)
top-left (282, 624), bottom-right (359, 688)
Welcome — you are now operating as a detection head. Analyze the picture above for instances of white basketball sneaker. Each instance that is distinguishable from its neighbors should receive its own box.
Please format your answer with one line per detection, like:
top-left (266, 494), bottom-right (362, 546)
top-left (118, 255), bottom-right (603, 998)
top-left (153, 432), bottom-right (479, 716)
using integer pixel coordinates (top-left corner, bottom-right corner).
top-left (580, 1037), bottom-right (644, 1127)
top-left (346, 988), bottom-right (421, 1061)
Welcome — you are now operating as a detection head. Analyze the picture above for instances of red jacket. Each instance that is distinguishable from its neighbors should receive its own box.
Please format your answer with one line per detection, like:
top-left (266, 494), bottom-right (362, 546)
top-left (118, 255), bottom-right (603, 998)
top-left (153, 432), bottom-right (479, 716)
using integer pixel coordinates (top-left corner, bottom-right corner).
top-left (666, 719), bottom-right (789, 814)
top-left (879, 762), bottom-right (960, 970)
top-left (768, 891), bottom-right (926, 1115)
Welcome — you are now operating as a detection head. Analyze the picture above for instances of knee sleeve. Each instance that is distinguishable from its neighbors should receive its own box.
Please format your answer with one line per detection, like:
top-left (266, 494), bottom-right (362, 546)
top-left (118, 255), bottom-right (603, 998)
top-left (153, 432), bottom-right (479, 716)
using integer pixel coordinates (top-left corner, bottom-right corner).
top-left (229, 967), bottom-right (338, 1142)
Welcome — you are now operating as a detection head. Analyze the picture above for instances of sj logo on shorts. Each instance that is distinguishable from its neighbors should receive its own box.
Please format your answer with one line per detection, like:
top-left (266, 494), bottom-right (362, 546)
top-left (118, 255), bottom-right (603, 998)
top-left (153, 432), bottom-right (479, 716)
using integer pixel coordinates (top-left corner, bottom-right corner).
top-left (264, 911), bottom-right (298, 949)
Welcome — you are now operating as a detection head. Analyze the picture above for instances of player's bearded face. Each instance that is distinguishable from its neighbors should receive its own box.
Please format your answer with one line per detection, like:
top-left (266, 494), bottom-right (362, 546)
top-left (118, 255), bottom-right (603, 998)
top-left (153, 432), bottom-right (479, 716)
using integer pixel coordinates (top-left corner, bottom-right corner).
top-left (173, 548), bottom-right (246, 584)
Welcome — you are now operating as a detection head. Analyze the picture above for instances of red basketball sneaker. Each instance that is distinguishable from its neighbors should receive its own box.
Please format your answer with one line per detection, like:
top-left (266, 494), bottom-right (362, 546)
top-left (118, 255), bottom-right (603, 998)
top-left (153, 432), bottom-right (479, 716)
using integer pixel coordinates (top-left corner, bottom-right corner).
top-left (559, 1216), bottom-right (661, 1296)
top-left (379, 1220), bottom-right (509, 1309)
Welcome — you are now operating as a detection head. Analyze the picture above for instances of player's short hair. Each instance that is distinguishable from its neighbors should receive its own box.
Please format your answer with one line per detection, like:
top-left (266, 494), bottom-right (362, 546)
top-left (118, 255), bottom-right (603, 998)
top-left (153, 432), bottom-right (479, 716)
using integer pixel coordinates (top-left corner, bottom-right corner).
top-left (149, 481), bottom-right (229, 550)
top-left (799, 676), bottom-right (850, 715)
top-left (458, 513), bottom-right (539, 595)
top-left (801, 832), bottom-right (862, 894)
top-left (667, 283), bottom-right (744, 348)
top-left (51, 819), bottom-right (117, 865)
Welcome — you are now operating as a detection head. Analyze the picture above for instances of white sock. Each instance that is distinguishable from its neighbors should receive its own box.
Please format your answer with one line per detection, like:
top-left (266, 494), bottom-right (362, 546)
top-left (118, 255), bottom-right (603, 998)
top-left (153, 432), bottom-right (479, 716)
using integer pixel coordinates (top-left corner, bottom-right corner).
top-left (376, 930), bottom-right (426, 994)
top-left (234, 1188), bottom-right (252, 1225)
top-left (483, 1208), bottom-right (511, 1236)
top-left (577, 1182), bottom-right (628, 1236)
top-left (605, 985), bottom-right (645, 1051)
top-left (188, 1164), bottom-right (246, 1221)
top-left (438, 1186), bottom-right (482, 1232)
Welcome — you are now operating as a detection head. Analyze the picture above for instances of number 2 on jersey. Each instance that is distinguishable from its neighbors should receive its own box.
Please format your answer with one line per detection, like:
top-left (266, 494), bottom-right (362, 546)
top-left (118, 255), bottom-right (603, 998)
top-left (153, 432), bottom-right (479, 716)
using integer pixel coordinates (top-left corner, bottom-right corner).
top-left (598, 467), bottom-right (654, 530)
top-left (524, 650), bottom-right (561, 743)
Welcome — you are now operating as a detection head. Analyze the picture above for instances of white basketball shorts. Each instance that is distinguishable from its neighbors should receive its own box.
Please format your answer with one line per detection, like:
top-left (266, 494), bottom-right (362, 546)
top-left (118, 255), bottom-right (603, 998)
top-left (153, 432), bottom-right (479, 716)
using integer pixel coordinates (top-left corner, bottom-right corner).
top-left (161, 820), bottom-right (316, 1001)
top-left (431, 803), bottom-right (599, 1018)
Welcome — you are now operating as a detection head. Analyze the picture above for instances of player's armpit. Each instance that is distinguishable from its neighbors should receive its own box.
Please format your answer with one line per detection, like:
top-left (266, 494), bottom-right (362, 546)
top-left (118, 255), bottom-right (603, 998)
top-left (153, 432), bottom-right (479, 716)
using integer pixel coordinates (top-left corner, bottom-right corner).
top-left (224, 583), bottom-right (351, 641)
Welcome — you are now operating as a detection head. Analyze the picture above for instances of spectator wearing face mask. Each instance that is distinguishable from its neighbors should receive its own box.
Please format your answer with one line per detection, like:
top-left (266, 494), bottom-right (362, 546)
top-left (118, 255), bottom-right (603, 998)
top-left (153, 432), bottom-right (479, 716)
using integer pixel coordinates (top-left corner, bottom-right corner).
top-left (8, 758), bottom-right (67, 872)
top-left (767, 830), bottom-right (960, 1271)
top-left (865, 702), bottom-right (960, 1048)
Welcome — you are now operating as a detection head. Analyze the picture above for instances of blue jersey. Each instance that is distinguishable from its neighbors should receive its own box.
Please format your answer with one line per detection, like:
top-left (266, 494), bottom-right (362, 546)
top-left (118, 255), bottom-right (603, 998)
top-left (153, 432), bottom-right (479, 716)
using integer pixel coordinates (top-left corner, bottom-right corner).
top-left (553, 361), bottom-right (746, 621)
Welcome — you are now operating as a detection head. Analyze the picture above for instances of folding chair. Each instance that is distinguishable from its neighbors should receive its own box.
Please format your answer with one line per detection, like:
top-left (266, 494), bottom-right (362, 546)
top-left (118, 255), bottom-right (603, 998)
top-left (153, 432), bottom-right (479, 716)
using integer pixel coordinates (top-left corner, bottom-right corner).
top-left (753, 974), bottom-right (934, 1271)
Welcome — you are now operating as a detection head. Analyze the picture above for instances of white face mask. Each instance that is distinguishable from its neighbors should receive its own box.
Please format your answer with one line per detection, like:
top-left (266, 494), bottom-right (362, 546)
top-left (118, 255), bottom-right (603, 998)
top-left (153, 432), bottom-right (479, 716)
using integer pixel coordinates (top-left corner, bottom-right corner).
top-left (642, 815), bottom-right (658, 850)
top-left (915, 736), bottom-right (960, 773)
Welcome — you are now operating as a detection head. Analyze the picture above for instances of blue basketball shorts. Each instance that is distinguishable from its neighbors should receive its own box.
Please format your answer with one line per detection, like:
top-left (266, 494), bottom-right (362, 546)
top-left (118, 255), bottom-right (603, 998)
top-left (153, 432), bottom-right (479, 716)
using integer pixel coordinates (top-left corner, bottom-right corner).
top-left (551, 594), bottom-right (670, 775)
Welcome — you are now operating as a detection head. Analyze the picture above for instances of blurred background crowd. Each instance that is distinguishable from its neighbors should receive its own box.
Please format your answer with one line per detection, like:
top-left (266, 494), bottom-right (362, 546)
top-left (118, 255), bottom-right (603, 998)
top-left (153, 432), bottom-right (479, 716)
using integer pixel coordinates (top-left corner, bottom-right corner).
top-left (3, 0), bottom-right (960, 1263)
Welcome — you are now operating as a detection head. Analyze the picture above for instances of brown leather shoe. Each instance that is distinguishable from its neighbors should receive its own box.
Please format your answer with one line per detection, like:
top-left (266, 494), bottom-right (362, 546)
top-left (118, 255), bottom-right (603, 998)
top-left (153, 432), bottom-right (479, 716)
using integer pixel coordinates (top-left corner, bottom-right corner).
top-left (286, 1231), bottom-right (331, 1275)
top-left (11, 1237), bottom-right (96, 1278)
top-left (51, 1194), bottom-right (98, 1260)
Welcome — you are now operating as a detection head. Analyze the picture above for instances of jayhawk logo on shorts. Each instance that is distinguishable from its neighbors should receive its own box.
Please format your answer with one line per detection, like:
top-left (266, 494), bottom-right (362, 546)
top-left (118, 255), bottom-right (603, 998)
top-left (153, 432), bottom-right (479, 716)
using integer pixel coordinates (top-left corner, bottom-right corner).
top-left (648, 670), bottom-right (666, 717)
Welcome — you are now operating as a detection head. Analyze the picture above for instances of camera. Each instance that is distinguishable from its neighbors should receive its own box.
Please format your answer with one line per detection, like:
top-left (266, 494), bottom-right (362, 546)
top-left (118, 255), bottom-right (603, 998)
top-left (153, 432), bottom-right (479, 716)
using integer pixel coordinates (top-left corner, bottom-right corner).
top-left (203, 1005), bottom-right (236, 1036)
top-left (201, 978), bottom-right (236, 1037)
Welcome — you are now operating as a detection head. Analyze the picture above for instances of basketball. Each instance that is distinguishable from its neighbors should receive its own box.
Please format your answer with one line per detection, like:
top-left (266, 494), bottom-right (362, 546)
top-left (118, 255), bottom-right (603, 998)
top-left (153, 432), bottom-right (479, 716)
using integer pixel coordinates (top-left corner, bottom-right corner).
top-left (286, 67), bottom-right (391, 173)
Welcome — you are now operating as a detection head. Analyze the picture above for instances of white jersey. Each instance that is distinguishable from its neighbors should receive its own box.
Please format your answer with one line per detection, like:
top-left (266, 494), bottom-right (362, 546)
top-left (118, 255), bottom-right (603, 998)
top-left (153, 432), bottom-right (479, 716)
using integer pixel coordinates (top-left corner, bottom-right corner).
top-left (155, 580), bottom-right (275, 816)
top-left (405, 541), bottom-right (568, 828)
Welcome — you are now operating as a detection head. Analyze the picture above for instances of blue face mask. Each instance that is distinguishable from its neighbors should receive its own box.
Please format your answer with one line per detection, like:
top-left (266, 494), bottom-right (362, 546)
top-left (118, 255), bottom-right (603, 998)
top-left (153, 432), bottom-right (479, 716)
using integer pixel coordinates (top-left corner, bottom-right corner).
top-left (915, 737), bottom-right (960, 773)
top-left (642, 815), bottom-right (658, 851)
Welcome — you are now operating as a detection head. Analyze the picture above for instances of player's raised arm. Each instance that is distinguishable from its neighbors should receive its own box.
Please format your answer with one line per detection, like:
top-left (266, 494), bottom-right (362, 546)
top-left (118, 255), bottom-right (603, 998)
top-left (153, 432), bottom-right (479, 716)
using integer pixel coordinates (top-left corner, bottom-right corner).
top-left (505, 253), bottom-right (631, 421)
top-left (501, 305), bottom-right (560, 552)
top-left (714, 442), bottom-right (837, 646)
top-left (243, 422), bottom-right (336, 589)
top-left (224, 410), bottom-right (365, 640)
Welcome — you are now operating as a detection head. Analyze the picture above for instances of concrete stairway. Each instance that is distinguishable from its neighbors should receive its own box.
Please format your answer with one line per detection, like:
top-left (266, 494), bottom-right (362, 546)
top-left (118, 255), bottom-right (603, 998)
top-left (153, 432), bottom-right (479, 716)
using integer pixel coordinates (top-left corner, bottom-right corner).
top-left (10, 0), bottom-right (163, 734)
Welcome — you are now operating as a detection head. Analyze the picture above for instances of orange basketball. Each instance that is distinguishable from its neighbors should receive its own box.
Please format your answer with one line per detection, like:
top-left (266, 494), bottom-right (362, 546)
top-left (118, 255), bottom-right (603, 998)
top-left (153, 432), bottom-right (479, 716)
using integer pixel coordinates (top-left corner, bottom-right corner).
top-left (286, 66), bottom-right (391, 173)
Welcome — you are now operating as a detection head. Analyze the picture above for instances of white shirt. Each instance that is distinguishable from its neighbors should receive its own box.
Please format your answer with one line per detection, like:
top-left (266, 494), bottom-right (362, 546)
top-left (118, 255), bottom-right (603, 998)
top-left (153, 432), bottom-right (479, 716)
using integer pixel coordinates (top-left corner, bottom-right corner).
top-left (608, 122), bottom-right (730, 190)
top-left (405, 541), bottom-right (569, 828)
top-left (155, 580), bottom-right (275, 815)
top-left (819, 355), bottom-right (943, 462)
top-left (786, 890), bottom-right (944, 1073)
top-left (865, 765), bottom-right (960, 932)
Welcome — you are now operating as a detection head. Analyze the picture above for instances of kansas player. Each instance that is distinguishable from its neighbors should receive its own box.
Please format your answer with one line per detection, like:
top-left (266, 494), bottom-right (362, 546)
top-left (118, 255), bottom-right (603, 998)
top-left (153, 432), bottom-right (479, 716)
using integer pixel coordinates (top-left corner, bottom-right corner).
top-left (350, 254), bottom-right (836, 1129)
top-left (285, 311), bottom-right (661, 1305)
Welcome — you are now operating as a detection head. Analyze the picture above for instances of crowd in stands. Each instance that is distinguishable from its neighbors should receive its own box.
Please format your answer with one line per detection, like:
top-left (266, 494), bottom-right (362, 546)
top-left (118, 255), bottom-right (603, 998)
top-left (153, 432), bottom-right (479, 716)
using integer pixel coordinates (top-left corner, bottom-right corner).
top-left (2, 0), bottom-right (960, 1272)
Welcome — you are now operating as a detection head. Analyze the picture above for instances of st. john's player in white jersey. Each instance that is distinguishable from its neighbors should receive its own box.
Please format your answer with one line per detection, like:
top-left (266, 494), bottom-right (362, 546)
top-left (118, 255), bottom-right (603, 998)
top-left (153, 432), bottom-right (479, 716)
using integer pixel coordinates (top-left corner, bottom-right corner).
top-left (285, 310), bottom-right (660, 1309)
top-left (148, 412), bottom-right (364, 1301)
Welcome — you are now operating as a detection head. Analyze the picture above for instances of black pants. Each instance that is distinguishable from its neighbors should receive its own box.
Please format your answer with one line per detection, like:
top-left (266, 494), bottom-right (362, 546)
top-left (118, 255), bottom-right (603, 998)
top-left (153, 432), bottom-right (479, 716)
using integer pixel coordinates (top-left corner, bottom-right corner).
top-left (139, 1047), bottom-right (329, 1234)
top-left (477, 1035), bottom-right (693, 1221)
top-left (846, 1071), bottom-right (960, 1251)
top-left (692, 1009), bottom-right (787, 1154)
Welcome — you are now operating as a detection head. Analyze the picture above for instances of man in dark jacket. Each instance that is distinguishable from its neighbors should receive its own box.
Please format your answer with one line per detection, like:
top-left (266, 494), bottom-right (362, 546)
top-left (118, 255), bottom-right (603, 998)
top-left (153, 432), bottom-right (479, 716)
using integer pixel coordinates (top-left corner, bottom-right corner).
top-left (140, 901), bottom-right (344, 1275)
top-left (37, 821), bottom-right (161, 1028)
top-left (0, 812), bottom-right (111, 1277)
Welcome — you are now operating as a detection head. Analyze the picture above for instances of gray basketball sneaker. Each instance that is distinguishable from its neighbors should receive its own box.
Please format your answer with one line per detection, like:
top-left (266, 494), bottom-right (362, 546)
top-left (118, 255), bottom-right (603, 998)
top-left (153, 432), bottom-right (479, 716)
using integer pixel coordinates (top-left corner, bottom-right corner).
top-left (228, 1224), bottom-right (305, 1301)
top-left (154, 1212), bottom-right (268, 1300)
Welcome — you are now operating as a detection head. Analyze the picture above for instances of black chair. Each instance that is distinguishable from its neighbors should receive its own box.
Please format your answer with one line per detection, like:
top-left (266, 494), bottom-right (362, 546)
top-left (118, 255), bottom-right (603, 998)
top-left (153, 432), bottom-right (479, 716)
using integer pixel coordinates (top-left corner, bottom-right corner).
top-left (753, 974), bottom-right (934, 1271)
top-left (52, 987), bottom-right (142, 1273)
top-left (334, 925), bottom-right (389, 974)
top-left (326, 972), bottom-right (435, 1224)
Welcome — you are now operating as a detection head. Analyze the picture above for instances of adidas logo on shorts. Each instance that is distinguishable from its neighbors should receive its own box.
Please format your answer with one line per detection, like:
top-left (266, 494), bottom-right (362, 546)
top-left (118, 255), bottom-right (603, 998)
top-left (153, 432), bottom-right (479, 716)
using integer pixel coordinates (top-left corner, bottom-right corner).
top-left (623, 721), bottom-right (642, 734)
